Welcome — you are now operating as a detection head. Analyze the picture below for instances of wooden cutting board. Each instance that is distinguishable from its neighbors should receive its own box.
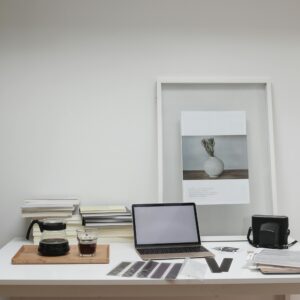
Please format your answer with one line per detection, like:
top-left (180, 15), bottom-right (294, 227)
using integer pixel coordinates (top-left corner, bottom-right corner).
top-left (12, 244), bottom-right (109, 264)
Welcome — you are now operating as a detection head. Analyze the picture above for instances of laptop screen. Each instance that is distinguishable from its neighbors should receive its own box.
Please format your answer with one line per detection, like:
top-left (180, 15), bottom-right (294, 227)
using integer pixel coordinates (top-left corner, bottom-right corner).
top-left (132, 203), bottom-right (200, 246)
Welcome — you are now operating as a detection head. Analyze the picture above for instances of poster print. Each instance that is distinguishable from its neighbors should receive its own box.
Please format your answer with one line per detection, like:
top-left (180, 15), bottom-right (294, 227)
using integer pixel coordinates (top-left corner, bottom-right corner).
top-left (181, 111), bottom-right (250, 205)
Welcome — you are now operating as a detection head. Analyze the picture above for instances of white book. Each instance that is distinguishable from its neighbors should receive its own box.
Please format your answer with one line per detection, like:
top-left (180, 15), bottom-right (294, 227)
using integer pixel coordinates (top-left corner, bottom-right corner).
top-left (94, 225), bottom-right (133, 232)
top-left (65, 222), bottom-right (83, 227)
top-left (84, 222), bottom-right (132, 228)
top-left (22, 203), bottom-right (75, 207)
top-left (64, 214), bottom-right (82, 221)
top-left (63, 215), bottom-right (82, 225)
top-left (98, 236), bottom-right (133, 243)
top-left (22, 211), bottom-right (73, 218)
top-left (24, 196), bottom-right (78, 200)
top-left (83, 228), bottom-right (133, 237)
top-left (81, 212), bottom-right (131, 218)
top-left (80, 205), bottom-right (127, 214)
top-left (22, 208), bottom-right (75, 213)
top-left (24, 199), bottom-right (80, 206)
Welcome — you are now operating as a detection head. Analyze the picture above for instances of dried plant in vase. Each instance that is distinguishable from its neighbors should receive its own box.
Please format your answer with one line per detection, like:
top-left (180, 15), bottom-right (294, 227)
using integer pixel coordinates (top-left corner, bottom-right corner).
top-left (201, 137), bottom-right (224, 178)
top-left (201, 138), bottom-right (215, 157)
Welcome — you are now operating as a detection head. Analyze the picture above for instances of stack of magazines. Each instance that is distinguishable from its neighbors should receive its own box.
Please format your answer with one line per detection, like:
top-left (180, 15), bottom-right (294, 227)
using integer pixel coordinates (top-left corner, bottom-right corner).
top-left (80, 205), bottom-right (133, 242)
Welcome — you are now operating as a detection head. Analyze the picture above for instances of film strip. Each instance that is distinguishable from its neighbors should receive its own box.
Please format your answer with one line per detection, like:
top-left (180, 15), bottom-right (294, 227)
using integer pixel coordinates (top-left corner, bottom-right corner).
top-left (107, 261), bottom-right (182, 279)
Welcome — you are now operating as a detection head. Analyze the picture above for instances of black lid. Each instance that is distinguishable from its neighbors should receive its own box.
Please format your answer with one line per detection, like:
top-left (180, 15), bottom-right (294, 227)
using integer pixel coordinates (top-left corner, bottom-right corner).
top-left (41, 219), bottom-right (66, 231)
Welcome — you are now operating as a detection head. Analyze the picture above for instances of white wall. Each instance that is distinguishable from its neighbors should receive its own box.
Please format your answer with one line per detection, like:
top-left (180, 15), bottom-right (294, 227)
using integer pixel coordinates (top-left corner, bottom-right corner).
top-left (0, 0), bottom-right (300, 248)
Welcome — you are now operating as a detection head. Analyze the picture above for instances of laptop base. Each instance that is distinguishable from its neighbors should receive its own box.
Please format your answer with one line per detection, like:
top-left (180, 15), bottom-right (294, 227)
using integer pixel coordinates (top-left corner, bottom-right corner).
top-left (136, 248), bottom-right (214, 260)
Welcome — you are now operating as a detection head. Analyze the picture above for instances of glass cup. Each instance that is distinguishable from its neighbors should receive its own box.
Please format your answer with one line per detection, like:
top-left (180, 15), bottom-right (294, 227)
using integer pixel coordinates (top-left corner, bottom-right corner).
top-left (77, 230), bottom-right (98, 256)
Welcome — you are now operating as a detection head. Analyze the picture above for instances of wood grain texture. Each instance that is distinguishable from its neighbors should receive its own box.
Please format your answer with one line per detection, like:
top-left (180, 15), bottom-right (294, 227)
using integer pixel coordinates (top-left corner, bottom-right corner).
top-left (11, 245), bottom-right (109, 264)
top-left (10, 296), bottom-right (286, 300)
top-left (0, 284), bottom-right (290, 298)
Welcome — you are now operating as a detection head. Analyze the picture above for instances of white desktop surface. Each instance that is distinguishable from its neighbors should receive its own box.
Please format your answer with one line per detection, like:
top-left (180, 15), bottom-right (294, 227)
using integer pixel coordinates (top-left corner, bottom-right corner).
top-left (0, 237), bottom-right (300, 298)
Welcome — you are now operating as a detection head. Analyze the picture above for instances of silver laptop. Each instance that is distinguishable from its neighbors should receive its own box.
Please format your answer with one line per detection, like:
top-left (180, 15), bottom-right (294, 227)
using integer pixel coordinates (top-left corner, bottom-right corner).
top-left (132, 203), bottom-right (213, 260)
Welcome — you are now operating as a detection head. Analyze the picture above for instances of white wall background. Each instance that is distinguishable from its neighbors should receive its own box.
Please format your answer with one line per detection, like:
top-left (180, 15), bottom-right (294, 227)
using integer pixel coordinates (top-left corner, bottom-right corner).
top-left (0, 0), bottom-right (300, 252)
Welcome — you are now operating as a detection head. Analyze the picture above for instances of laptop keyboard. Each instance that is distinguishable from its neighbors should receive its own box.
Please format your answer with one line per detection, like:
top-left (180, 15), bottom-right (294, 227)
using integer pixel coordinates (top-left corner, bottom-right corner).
top-left (138, 245), bottom-right (206, 255)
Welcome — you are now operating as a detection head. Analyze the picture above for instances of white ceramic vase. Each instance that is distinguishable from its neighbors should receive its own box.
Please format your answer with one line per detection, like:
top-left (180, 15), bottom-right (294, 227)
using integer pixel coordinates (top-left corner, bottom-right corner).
top-left (203, 156), bottom-right (224, 178)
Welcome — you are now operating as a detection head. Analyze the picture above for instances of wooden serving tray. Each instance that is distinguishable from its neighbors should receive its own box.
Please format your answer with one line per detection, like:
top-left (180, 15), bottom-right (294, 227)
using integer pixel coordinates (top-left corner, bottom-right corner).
top-left (12, 244), bottom-right (109, 264)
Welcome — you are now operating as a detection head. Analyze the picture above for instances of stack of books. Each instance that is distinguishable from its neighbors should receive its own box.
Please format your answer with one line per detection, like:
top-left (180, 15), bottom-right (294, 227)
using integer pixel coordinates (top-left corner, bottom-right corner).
top-left (252, 249), bottom-right (300, 274)
top-left (21, 197), bottom-right (80, 219)
top-left (21, 197), bottom-right (84, 245)
top-left (80, 205), bottom-right (133, 243)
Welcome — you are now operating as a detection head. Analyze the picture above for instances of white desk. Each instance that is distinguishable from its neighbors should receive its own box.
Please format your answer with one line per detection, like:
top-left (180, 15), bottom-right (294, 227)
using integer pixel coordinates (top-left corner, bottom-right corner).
top-left (0, 238), bottom-right (300, 299)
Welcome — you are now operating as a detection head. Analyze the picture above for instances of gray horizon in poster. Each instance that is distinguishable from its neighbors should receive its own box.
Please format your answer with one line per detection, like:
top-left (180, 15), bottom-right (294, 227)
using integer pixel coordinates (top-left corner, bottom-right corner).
top-left (182, 135), bottom-right (248, 170)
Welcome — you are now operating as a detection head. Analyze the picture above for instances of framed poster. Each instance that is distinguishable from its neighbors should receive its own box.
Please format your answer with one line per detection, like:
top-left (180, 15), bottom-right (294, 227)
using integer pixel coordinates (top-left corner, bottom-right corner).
top-left (156, 77), bottom-right (277, 236)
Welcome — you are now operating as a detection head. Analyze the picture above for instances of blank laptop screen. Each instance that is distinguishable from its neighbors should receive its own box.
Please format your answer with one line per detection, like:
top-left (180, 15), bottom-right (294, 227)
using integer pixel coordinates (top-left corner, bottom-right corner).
top-left (133, 205), bottom-right (200, 246)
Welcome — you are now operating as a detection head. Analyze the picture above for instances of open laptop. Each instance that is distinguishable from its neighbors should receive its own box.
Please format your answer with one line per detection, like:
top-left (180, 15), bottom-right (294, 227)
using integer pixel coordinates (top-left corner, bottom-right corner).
top-left (132, 203), bottom-right (213, 260)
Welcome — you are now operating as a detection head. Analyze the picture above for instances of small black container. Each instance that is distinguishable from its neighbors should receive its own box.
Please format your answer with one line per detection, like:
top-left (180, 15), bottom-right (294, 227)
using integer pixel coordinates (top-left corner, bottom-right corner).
top-left (38, 238), bottom-right (70, 256)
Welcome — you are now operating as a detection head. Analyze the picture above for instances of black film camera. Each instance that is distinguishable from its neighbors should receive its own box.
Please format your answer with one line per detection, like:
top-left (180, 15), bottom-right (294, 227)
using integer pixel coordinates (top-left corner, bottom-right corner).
top-left (247, 215), bottom-right (295, 249)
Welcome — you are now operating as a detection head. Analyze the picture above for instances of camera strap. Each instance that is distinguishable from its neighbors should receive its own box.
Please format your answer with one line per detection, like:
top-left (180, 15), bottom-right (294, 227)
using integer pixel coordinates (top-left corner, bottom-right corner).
top-left (287, 239), bottom-right (298, 248)
top-left (247, 227), bottom-right (255, 246)
top-left (285, 229), bottom-right (298, 248)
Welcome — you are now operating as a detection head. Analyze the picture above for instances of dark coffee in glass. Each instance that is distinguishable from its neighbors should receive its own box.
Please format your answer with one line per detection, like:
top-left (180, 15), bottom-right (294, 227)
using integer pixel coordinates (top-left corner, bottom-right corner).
top-left (77, 230), bottom-right (98, 256)
top-left (78, 242), bottom-right (97, 255)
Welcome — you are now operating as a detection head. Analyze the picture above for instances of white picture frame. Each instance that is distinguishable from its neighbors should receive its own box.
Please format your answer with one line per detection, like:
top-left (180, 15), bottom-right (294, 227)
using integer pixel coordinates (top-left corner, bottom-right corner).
top-left (156, 77), bottom-right (277, 217)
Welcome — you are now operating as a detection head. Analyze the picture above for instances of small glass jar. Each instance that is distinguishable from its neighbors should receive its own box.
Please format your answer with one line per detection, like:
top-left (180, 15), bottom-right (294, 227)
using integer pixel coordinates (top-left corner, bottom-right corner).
top-left (77, 230), bottom-right (98, 256)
